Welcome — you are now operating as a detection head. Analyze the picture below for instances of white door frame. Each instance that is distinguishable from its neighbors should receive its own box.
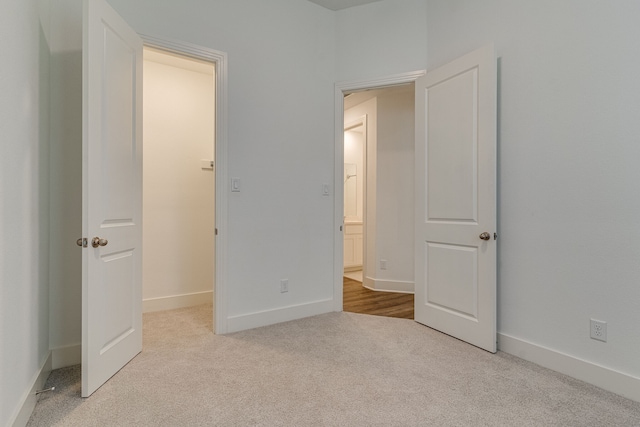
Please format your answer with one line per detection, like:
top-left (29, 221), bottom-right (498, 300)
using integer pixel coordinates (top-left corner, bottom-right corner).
top-left (142, 34), bottom-right (229, 334)
top-left (333, 70), bottom-right (426, 311)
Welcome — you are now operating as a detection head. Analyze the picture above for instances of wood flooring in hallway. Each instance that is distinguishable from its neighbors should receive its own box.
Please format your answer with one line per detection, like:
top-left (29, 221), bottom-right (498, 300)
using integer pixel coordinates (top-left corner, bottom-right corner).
top-left (343, 276), bottom-right (414, 319)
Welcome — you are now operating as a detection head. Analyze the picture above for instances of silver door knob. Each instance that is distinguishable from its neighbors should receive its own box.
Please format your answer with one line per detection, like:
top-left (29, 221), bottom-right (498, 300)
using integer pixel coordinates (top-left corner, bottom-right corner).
top-left (479, 232), bottom-right (491, 241)
top-left (91, 237), bottom-right (108, 248)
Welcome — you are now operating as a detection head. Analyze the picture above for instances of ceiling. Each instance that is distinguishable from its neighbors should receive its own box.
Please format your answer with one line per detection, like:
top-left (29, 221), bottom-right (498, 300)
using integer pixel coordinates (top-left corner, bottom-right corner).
top-left (307, 0), bottom-right (383, 11)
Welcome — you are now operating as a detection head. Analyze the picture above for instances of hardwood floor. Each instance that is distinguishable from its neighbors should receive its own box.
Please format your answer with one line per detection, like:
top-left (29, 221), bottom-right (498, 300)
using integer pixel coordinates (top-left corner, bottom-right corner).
top-left (343, 276), bottom-right (414, 319)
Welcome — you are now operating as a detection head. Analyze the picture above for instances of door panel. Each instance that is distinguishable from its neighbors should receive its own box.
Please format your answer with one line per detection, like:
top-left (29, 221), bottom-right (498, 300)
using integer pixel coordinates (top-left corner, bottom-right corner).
top-left (426, 68), bottom-right (478, 223)
top-left (415, 45), bottom-right (497, 353)
top-left (82, 0), bottom-right (143, 397)
top-left (103, 24), bottom-right (136, 221)
top-left (425, 242), bottom-right (478, 318)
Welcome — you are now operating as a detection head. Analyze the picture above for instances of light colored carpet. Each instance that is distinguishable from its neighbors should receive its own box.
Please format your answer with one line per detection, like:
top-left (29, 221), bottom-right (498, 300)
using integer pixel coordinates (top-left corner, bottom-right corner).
top-left (28, 304), bottom-right (640, 426)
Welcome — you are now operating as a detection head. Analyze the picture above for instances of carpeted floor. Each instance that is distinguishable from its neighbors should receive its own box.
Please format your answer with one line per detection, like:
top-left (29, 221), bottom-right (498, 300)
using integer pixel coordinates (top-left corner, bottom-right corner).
top-left (28, 304), bottom-right (640, 426)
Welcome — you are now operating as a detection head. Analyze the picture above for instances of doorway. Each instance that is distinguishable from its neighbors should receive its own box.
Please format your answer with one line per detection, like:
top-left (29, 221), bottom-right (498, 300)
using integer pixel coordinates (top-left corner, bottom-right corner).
top-left (343, 118), bottom-right (365, 282)
top-left (340, 84), bottom-right (416, 319)
top-left (141, 47), bottom-right (215, 319)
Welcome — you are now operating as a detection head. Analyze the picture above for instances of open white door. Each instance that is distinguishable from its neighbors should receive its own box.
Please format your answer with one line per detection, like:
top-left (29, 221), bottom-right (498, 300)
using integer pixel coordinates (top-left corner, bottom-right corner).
top-left (81, 0), bottom-right (143, 396)
top-left (414, 45), bottom-right (497, 353)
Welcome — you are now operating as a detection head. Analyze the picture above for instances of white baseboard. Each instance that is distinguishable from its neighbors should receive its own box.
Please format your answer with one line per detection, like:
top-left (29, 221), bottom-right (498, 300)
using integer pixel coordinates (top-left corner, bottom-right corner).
top-left (143, 290), bottom-right (213, 313)
top-left (10, 351), bottom-right (52, 427)
top-left (51, 343), bottom-right (81, 369)
top-left (498, 333), bottom-right (640, 403)
top-left (226, 299), bottom-right (334, 333)
top-left (363, 277), bottom-right (414, 294)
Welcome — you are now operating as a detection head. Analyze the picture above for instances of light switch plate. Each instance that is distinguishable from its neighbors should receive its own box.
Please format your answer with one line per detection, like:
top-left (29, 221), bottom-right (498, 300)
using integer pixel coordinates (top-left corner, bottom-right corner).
top-left (231, 178), bottom-right (241, 192)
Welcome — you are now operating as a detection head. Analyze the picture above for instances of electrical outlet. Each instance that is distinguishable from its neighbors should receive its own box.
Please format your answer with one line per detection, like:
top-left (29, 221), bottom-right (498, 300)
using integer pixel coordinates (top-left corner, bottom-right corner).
top-left (380, 259), bottom-right (387, 270)
top-left (590, 319), bottom-right (607, 342)
top-left (280, 279), bottom-right (289, 293)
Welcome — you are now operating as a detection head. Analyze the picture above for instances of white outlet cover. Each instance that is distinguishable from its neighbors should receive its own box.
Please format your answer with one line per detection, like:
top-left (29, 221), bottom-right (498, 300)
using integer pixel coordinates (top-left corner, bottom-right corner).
top-left (590, 319), bottom-right (607, 342)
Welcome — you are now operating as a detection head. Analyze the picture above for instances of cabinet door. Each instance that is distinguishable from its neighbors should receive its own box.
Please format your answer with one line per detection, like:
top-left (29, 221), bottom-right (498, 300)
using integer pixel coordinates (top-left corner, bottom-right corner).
top-left (354, 234), bottom-right (363, 266)
top-left (344, 234), bottom-right (356, 268)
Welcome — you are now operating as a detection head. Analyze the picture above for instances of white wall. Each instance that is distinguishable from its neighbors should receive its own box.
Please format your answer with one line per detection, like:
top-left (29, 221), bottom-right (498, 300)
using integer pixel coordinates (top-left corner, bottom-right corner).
top-left (427, 0), bottom-right (640, 397)
top-left (5, 0), bottom-right (635, 416)
top-left (44, 0), bottom-right (336, 359)
top-left (48, 0), bottom-right (83, 368)
top-left (142, 50), bottom-right (215, 312)
top-left (337, 0), bottom-right (640, 400)
top-left (336, 0), bottom-right (428, 81)
top-left (0, 0), bottom-right (51, 424)
top-left (106, 0), bottom-right (337, 331)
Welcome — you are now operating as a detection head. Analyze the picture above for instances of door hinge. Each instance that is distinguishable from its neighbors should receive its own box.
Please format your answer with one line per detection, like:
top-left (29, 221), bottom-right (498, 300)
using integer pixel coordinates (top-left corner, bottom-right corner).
top-left (215, 228), bottom-right (218, 236)
top-left (340, 225), bottom-right (343, 232)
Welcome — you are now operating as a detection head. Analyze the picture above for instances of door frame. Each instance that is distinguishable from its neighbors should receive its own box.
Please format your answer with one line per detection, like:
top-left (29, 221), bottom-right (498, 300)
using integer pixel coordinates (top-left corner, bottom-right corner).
top-left (142, 35), bottom-right (229, 334)
top-left (333, 70), bottom-right (426, 311)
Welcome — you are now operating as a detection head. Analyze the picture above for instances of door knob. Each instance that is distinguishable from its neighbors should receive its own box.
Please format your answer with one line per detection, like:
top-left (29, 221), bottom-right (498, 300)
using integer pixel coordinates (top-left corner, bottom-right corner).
top-left (479, 232), bottom-right (491, 241)
top-left (91, 237), bottom-right (108, 248)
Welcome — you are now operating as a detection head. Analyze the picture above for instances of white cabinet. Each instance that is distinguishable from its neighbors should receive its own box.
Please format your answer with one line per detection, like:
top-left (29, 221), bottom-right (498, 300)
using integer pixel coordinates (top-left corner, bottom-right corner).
top-left (344, 222), bottom-right (363, 271)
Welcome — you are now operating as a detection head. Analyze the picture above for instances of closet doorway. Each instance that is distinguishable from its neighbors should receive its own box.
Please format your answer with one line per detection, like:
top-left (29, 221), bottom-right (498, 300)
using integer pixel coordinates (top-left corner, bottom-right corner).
top-left (142, 47), bottom-right (216, 320)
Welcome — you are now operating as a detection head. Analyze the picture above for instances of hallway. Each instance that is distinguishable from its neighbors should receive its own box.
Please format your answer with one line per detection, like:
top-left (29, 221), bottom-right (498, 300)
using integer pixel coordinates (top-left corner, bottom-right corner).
top-left (343, 276), bottom-right (414, 319)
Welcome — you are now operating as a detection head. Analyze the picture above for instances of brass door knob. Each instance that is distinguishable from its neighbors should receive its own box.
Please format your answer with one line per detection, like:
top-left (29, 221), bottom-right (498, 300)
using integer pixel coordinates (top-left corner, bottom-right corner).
top-left (479, 232), bottom-right (491, 241)
top-left (91, 237), bottom-right (108, 248)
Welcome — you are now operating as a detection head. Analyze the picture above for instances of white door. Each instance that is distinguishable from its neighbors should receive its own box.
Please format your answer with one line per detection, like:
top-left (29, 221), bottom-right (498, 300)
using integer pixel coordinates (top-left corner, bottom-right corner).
top-left (414, 45), bottom-right (497, 353)
top-left (81, 0), bottom-right (143, 397)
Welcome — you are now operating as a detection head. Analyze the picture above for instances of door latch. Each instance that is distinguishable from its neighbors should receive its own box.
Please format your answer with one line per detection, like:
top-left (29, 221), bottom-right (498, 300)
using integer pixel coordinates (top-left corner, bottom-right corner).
top-left (76, 238), bottom-right (88, 248)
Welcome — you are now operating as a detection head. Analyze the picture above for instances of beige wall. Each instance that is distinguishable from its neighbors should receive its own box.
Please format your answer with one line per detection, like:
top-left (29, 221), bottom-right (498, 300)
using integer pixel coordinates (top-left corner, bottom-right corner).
top-left (375, 86), bottom-right (414, 286)
top-left (142, 49), bottom-right (215, 311)
top-left (343, 126), bottom-right (364, 221)
top-left (345, 97), bottom-right (377, 284)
